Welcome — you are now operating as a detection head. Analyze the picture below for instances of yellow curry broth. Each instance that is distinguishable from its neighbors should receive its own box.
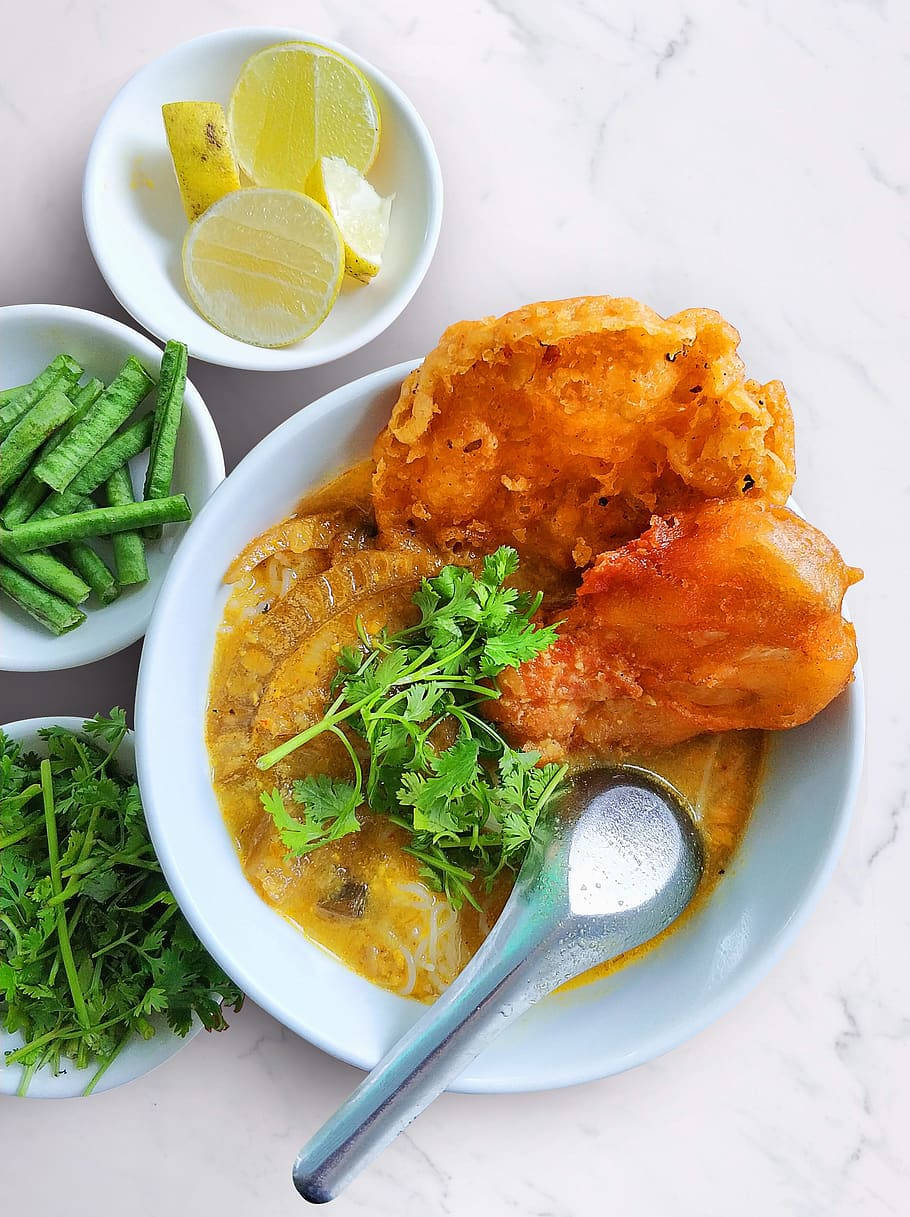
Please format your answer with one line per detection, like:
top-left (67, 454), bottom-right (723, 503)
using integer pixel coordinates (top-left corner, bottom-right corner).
top-left (206, 462), bottom-right (764, 1003)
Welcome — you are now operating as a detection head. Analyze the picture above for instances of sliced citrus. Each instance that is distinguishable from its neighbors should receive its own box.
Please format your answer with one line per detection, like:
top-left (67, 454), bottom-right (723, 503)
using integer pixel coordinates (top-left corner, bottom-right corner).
top-left (228, 42), bottom-right (381, 192)
top-left (182, 188), bottom-right (344, 347)
top-left (162, 101), bottom-right (241, 220)
top-left (305, 156), bottom-right (392, 281)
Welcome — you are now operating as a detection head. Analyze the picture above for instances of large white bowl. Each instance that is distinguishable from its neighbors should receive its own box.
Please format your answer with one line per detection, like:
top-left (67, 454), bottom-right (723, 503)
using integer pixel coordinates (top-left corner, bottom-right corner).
top-left (136, 362), bottom-right (864, 1093)
top-left (0, 305), bottom-right (224, 672)
top-left (0, 718), bottom-right (198, 1099)
top-left (83, 28), bottom-right (443, 371)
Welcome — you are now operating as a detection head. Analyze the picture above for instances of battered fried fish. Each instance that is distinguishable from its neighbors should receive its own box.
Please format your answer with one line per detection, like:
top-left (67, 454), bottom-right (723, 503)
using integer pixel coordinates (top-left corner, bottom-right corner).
top-left (373, 298), bottom-right (795, 573)
top-left (489, 499), bottom-right (861, 755)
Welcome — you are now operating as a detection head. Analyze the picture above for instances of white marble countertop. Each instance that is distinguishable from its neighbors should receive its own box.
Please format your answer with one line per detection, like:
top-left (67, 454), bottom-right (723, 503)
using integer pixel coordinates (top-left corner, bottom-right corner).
top-left (1, 1), bottom-right (908, 1213)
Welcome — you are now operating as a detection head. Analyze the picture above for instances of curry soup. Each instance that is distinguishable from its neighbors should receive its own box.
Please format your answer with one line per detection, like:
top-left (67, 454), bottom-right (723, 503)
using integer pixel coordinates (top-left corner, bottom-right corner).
top-left (206, 463), bottom-right (765, 1002)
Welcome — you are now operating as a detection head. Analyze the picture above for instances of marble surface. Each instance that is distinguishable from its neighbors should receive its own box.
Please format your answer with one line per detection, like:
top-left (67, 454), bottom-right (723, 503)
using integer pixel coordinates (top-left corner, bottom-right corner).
top-left (1, 0), bottom-right (908, 1213)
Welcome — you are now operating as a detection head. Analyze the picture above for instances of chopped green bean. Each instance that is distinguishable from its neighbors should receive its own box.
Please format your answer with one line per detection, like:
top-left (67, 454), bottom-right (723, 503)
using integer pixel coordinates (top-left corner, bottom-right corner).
top-left (33, 357), bottom-right (154, 493)
top-left (1, 379), bottom-right (105, 527)
top-left (0, 560), bottom-right (86, 635)
top-left (66, 542), bottom-right (119, 605)
top-left (30, 415), bottom-right (155, 521)
top-left (143, 340), bottom-right (187, 539)
top-left (105, 466), bottom-right (148, 586)
top-left (0, 386), bottom-right (76, 498)
top-left (0, 494), bottom-right (192, 553)
top-left (4, 549), bottom-right (91, 606)
top-left (0, 385), bottom-right (27, 407)
top-left (0, 355), bottom-right (82, 441)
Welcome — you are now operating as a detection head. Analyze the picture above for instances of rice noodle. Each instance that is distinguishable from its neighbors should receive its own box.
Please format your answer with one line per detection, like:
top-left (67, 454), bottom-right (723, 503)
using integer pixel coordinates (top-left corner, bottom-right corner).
top-left (398, 881), bottom-right (435, 908)
top-left (426, 904), bottom-right (439, 972)
top-left (373, 880), bottom-right (466, 996)
top-left (694, 735), bottom-right (722, 818)
top-left (392, 936), bottom-right (418, 997)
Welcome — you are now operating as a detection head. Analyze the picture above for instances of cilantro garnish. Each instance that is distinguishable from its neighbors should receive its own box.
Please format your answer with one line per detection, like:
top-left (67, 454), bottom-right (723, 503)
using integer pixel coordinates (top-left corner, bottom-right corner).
top-left (0, 712), bottom-right (242, 1096)
top-left (257, 547), bottom-right (568, 908)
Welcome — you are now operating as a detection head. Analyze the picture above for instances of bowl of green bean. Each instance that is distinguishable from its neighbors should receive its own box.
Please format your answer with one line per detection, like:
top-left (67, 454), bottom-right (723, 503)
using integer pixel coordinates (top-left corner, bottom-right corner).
top-left (0, 304), bottom-right (224, 671)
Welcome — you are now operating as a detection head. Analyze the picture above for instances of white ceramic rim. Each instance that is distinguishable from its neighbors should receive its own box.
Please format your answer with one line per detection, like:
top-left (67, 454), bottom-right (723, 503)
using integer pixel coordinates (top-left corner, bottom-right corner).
top-left (136, 361), bottom-right (865, 1092)
top-left (0, 716), bottom-right (199, 1099)
top-left (0, 304), bottom-right (224, 672)
top-left (82, 28), bottom-right (444, 371)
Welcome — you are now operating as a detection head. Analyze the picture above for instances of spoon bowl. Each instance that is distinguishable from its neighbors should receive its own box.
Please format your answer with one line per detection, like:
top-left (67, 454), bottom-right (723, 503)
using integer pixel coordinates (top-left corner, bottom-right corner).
top-left (293, 766), bottom-right (703, 1203)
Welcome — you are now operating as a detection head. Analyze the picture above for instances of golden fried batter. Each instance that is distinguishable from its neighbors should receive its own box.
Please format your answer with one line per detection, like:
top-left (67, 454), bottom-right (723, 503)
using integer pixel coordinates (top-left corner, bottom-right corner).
top-left (489, 499), bottom-right (861, 755)
top-left (373, 298), bottom-right (795, 573)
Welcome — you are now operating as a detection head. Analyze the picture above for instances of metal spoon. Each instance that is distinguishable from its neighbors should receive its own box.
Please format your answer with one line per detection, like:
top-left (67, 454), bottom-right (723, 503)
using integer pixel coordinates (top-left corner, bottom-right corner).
top-left (293, 766), bottom-right (703, 1204)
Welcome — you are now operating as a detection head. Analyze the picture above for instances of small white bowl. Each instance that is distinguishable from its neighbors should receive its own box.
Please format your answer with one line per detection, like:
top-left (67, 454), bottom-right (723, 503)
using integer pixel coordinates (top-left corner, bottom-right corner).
top-left (0, 305), bottom-right (223, 672)
top-left (0, 717), bottom-right (198, 1099)
top-left (83, 28), bottom-right (444, 371)
top-left (136, 362), bottom-right (864, 1093)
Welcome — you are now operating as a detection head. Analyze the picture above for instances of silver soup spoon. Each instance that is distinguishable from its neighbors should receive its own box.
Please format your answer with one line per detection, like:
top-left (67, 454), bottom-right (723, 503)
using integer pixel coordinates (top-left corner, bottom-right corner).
top-left (293, 766), bottom-right (703, 1203)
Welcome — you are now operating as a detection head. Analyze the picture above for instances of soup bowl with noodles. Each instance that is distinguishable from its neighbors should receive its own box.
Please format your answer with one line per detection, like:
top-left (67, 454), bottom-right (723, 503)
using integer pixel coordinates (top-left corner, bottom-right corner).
top-left (137, 325), bottom-right (863, 1092)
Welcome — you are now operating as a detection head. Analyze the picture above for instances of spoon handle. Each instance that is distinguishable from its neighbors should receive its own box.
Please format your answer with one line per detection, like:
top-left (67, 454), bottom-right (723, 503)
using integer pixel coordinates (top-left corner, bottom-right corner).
top-left (293, 899), bottom-right (560, 1203)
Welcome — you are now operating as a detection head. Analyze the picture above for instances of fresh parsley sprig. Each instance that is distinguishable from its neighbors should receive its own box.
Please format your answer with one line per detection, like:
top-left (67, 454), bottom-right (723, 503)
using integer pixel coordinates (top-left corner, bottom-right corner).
top-left (258, 548), bottom-right (568, 908)
top-left (0, 712), bottom-right (243, 1096)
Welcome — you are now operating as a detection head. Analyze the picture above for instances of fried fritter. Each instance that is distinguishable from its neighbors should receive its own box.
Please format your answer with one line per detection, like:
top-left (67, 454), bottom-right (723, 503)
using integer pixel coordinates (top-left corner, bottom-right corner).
top-left (373, 298), bottom-right (795, 573)
top-left (488, 499), bottom-right (861, 755)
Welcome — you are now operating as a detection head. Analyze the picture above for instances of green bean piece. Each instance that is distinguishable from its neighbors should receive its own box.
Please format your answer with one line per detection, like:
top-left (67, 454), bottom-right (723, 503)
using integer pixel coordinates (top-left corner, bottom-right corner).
top-left (1, 379), bottom-right (105, 528)
top-left (0, 355), bottom-right (82, 441)
top-left (30, 415), bottom-right (155, 521)
top-left (0, 386), bottom-right (76, 498)
top-left (0, 385), bottom-right (27, 407)
top-left (0, 560), bottom-right (86, 635)
top-left (143, 341), bottom-right (187, 539)
top-left (0, 494), bottom-right (192, 553)
top-left (4, 549), bottom-right (91, 606)
top-left (66, 542), bottom-right (119, 605)
top-left (32, 357), bottom-right (154, 493)
top-left (104, 466), bottom-right (148, 586)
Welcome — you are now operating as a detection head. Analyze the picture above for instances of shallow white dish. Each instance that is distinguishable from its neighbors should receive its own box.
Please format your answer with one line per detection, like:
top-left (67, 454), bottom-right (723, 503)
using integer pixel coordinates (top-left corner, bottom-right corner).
top-left (83, 28), bottom-right (443, 371)
top-left (0, 717), bottom-right (198, 1099)
top-left (0, 304), bottom-right (223, 672)
top-left (136, 361), bottom-right (864, 1093)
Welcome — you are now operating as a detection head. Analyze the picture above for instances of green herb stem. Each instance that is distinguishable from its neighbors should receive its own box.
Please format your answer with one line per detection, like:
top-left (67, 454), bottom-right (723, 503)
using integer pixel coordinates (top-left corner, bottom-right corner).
top-left (257, 672), bottom-right (496, 771)
top-left (40, 758), bottom-right (90, 1030)
top-left (82, 1029), bottom-right (132, 1096)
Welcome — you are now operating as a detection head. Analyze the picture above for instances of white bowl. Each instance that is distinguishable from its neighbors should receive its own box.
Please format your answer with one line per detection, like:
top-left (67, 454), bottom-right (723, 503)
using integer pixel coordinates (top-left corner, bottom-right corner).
top-left (0, 717), bottom-right (198, 1099)
top-left (0, 305), bottom-right (223, 672)
top-left (136, 362), bottom-right (864, 1093)
top-left (83, 28), bottom-right (443, 371)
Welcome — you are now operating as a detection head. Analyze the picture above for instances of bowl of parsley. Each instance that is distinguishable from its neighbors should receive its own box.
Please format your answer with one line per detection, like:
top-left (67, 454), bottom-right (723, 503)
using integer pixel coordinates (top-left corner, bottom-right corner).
top-left (0, 713), bottom-right (242, 1098)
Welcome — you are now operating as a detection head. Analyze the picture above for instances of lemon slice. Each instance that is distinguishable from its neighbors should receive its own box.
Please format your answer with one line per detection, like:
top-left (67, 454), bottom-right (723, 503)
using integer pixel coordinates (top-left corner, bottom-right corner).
top-left (228, 42), bottom-right (381, 192)
top-left (306, 157), bottom-right (392, 281)
top-left (161, 101), bottom-right (240, 220)
top-left (182, 188), bottom-right (344, 347)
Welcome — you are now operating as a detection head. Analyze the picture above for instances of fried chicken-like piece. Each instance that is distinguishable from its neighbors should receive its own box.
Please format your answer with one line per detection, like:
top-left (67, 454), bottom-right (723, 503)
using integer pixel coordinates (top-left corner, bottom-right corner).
top-left (373, 298), bottom-right (795, 573)
top-left (489, 499), bottom-right (861, 756)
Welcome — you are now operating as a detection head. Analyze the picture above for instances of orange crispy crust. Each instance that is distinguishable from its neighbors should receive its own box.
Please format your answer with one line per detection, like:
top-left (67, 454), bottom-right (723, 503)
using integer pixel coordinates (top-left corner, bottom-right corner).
top-left (489, 499), bottom-right (861, 755)
top-left (373, 298), bottom-right (795, 572)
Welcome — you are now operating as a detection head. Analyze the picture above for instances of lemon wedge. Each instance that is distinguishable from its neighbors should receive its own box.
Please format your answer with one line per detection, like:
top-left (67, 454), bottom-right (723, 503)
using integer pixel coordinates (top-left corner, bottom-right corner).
top-left (162, 101), bottom-right (241, 220)
top-left (228, 42), bottom-right (381, 192)
top-left (182, 188), bottom-right (344, 347)
top-left (306, 157), bottom-right (392, 281)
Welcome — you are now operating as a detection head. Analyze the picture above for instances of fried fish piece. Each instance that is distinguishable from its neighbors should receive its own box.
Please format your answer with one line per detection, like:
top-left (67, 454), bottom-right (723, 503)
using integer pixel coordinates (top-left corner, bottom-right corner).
top-left (373, 297), bottom-right (795, 573)
top-left (488, 499), bottom-right (861, 755)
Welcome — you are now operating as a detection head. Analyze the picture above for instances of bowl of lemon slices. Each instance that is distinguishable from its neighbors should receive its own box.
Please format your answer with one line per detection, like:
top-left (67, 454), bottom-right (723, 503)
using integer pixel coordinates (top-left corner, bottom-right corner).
top-left (83, 29), bottom-right (443, 370)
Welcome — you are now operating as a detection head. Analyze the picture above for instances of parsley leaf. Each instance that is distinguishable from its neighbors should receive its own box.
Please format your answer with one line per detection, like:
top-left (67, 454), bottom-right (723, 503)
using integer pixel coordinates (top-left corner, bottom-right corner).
top-left (261, 778), bottom-right (361, 854)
